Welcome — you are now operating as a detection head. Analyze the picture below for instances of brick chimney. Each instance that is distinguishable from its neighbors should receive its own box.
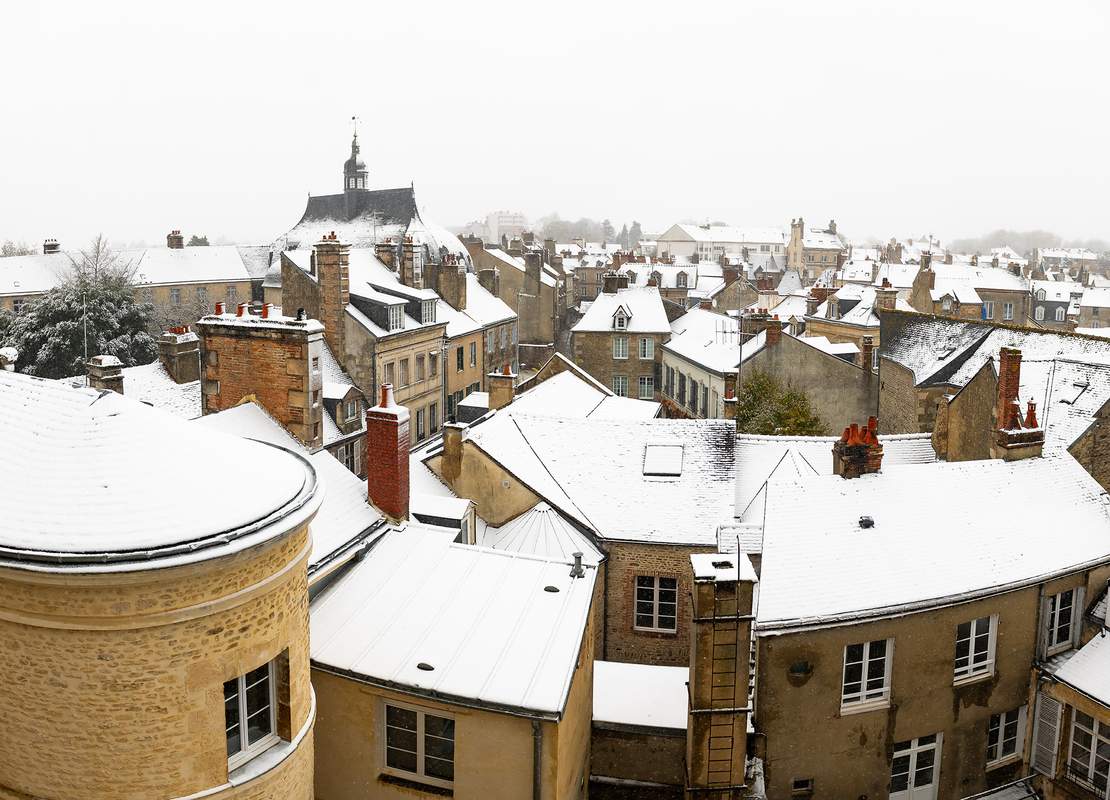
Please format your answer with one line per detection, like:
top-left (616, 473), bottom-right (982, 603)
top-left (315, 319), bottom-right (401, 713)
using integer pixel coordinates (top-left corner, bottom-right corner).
top-left (158, 328), bottom-right (200, 384)
top-left (436, 254), bottom-right (467, 311)
top-left (832, 417), bottom-right (884, 478)
top-left (365, 384), bottom-right (410, 524)
top-left (875, 279), bottom-right (898, 312)
top-left (86, 355), bottom-right (124, 394)
top-left (990, 347), bottom-right (1044, 460)
top-left (478, 267), bottom-right (501, 297)
top-left (313, 232), bottom-right (350, 361)
top-left (764, 315), bottom-right (782, 346)
top-left (375, 238), bottom-right (397, 270)
top-left (601, 272), bottom-right (620, 294)
top-left (699, 298), bottom-right (714, 310)
top-left (488, 365), bottom-right (516, 411)
top-left (166, 230), bottom-right (184, 249)
top-left (523, 251), bottom-right (543, 294)
top-left (42, 238), bottom-right (60, 255)
top-left (196, 307), bottom-right (325, 449)
top-left (860, 336), bottom-right (875, 371)
top-left (441, 421), bottom-right (466, 484)
top-left (401, 236), bottom-right (423, 288)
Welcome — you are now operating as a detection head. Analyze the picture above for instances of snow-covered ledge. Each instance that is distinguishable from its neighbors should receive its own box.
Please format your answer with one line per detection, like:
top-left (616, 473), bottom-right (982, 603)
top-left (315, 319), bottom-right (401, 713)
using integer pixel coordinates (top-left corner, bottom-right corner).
top-left (172, 688), bottom-right (316, 800)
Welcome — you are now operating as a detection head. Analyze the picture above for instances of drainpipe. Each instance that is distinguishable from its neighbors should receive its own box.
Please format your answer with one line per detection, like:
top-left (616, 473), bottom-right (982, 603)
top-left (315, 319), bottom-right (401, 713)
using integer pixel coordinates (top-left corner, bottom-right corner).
top-left (532, 719), bottom-right (543, 800)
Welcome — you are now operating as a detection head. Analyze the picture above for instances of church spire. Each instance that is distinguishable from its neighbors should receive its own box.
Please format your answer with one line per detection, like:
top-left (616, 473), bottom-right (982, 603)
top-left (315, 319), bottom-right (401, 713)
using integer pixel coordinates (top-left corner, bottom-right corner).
top-left (343, 116), bottom-right (368, 192)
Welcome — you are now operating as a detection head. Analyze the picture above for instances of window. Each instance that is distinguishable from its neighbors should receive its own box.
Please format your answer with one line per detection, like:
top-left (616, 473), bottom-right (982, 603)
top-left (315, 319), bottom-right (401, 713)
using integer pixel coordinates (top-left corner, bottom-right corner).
top-left (456, 346), bottom-right (464, 372)
top-left (872, 347), bottom-right (880, 370)
top-left (634, 575), bottom-right (677, 632)
top-left (1056, 307), bottom-right (1065, 322)
top-left (338, 440), bottom-right (361, 474)
top-left (666, 366), bottom-right (675, 397)
top-left (170, 287), bottom-right (182, 305)
top-left (1003, 302), bottom-right (1014, 321)
top-left (954, 615), bottom-right (997, 682)
top-left (890, 734), bottom-right (942, 800)
top-left (638, 375), bottom-right (654, 399)
top-left (384, 703), bottom-right (455, 789)
top-left (791, 778), bottom-right (814, 797)
top-left (627, 271), bottom-right (636, 284)
top-left (384, 362), bottom-right (395, 386)
top-left (983, 301), bottom-right (995, 320)
top-left (399, 359), bottom-right (410, 387)
top-left (613, 336), bottom-right (629, 359)
top-left (841, 639), bottom-right (893, 710)
top-left (429, 402), bottom-right (438, 434)
top-left (12, 298), bottom-right (26, 314)
top-left (678, 373), bottom-right (686, 405)
top-left (421, 300), bottom-right (436, 324)
top-left (987, 706), bottom-right (1026, 766)
top-left (942, 296), bottom-right (952, 312)
top-left (702, 385), bottom-right (709, 415)
top-left (676, 271), bottom-right (688, 288)
top-left (345, 398), bottom-right (360, 421)
top-left (469, 342), bottom-right (477, 367)
top-left (612, 375), bottom-right (628, 397)
top-left (224, 660), bottom-right (278, 769)
top-left (311, 356), bottom-right (320, 372)
top-left (485, 330), bottom-right (494, 353)
top-left (1036, 289), bottom-right (1047, 301)
top-left (416, 408), bottom-right (426, 440)
top-left (227, 285), bottom-right (238, 303)
top-left (688, 378), bottom-right (698, 412)
top-left (348, 177), bottom-right (355, 189)
top-left (197, 286), bottom-right (208, 304)
top-left (639, 337), bottom-right (654, 360)
top-left (1035, 305), bottom-right (1045, 321)
top-left (1068, 710), bottom-right (1110, 793)
top-left (416, 355), bottom-right (425, 382)
top-left (711, 389), bottom-right (720, 418)
top-left (1045, 588), bottom-right (1079, 655)
top-left (501, 326), bottom-right (507, 348)
top-left (310, 389), bottom-right (321, 407)
top-left (429, 352), bottom-right (438, 377)
top-left (614, 311), bottom-right (628, 330)
top-left (388, 304), bottom-right (404, 331)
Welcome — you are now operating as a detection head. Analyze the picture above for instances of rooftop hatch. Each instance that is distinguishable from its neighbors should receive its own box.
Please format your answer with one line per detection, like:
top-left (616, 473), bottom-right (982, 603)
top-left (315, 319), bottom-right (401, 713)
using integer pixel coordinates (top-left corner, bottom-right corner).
top-left (643, 444), bottom-right (684, 477)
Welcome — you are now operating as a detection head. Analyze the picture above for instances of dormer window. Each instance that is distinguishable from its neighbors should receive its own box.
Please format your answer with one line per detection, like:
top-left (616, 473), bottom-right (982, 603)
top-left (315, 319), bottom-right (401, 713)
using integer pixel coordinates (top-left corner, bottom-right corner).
top-left (651, 272), bottom-right (662, 286)
top-left (346, 398), bottom-right (361, 421)
top-left (676, 271), bottom-right (688, 288)
top-left (627, 271), bottom-right (636, 284)
top-left (1036, 289), bottom-right (1046, 301)
top-left (613, 309), bottom-right (629, 330)
top-left (942, 296), bottom-right (953, 312)
top-left (388, 304), bottom-right (404, 331)
top-left (421, 299), bottom-right (436, 324)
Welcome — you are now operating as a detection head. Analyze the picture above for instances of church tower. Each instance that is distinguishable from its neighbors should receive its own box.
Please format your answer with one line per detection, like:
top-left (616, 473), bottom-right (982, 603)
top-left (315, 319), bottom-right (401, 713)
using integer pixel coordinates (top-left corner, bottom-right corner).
top-left (343, 120), bottom-right (368, 192)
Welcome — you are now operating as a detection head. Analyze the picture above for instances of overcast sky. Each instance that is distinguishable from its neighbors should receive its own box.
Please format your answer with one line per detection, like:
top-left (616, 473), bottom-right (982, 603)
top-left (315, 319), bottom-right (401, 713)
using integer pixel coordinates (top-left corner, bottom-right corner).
top-left (2, 1), bottom-right (1107, 248)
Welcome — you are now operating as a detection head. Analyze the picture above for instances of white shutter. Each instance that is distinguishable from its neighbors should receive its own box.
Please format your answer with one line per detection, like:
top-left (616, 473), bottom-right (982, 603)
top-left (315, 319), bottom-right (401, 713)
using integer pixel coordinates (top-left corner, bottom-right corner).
top-left (1072, 586), bottom-right (1087, 648)
top-left (1031, 692), bottom-right (1062, 777)
top-left (1036, 595), bottom-right (1052, 661)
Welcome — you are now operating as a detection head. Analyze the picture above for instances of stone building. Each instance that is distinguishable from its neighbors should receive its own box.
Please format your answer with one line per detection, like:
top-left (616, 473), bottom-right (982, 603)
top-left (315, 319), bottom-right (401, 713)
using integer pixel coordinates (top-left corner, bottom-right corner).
top-left (0, 369), bottom-right (322, 799)
top-left (1031, 280), bottom-right (1082, 329)
top-left (785, 217), bottom-right (845, 281)
top-left (908, 252), bottom-right (1031, 325)
top-left (654, 223), bottom-right (787, 264)
top-left (570, 278), bottom-right (671, 399)
top-left (804, 280), bottom-right (908, 360)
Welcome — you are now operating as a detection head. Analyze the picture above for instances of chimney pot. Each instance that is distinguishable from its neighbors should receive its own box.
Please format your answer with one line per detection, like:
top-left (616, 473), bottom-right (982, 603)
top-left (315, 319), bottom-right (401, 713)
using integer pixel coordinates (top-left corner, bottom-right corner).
top-left (296, 307), bottom-right (306, 321)
top-left (365, 383), bottom-right (410, 524)
top-left (214, 301), bottom-right (225, 315)
top-left (261, 303), bottom-right (273, 319)
top-left (237, 302), bottom-right (248, 317)
top-left (570, 552), bottom-right (585, 579)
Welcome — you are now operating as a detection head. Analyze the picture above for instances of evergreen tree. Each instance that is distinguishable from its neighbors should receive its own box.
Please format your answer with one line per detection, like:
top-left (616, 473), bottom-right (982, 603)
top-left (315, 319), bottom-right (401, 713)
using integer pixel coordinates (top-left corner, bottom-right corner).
top-left (187, 234), bottom-right (210, 246)
top-left (733, 369), bottom-right (827, 436)
top-left (1, 240), bottom-right (36, 257)
top-left (619, 224), bottom-right (629, 249)
top-left (0, 236), bottom-right (157, 379)
top-left (601, 218), bottom-right (615, 243)
top-left (629, 220), bottom-right (643, 248)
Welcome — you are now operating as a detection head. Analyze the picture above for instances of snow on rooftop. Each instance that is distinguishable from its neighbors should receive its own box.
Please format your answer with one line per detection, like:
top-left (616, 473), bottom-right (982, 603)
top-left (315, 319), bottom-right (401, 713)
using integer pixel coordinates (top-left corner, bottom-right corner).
top-left (881, 317), bottom-right (992, 385)
top-left (509, 369), bottom-right (659, 420)
top-left (664, 308), bottom-right (747, 374)
top-left (756, 455), bottom-right (1110, 631)
top-left (1053, 632), bottom-right (1110, 706)
top-left (477, 502), bottom-right (603, 565)
top-left (61, 360), bottom-right (200, 420)
top-left (129, 245), bottom-right (254, 287)
top-left (572, 286), bottom-right (670, 334)
top-left (593, 660), bottom-right (689, 730)
top-left (464, 273), bottom-right (517, 326)
top-left (310, 524), bottom-right (596, 716)
top-left (0, 371), bottom-right (318, 568)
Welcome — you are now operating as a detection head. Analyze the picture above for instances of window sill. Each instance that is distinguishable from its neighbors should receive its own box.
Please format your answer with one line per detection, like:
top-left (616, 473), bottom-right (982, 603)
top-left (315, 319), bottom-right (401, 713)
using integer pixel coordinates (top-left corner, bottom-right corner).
top-left (633, 626), bottom-right (678, 636)
top-left (839, 699), bottom-right (890, 716)
top-left (953, 671), bottom-right (993, 687)
top-left (379, 772), bottom-right (454, 796)
top-left (985, 754), bottom-right (1021, 772)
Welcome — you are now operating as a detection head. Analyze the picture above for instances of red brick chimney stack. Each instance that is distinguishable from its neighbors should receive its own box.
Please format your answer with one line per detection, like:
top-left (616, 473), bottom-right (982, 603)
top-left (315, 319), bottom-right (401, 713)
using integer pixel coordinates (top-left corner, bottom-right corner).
top-left (990, 348), bottom-right (1045, 460)
top-left (994, 347), bottom-right (1022, 434)
top-left (166, 230), bottom-right (184, 249)
top-left (366, 383), bottom-right (411, 524)
top-left (832, 416), bottom-right (884, 478)
top-left (860, 336), bottom-right (875, 371)
top-left (764, 315), bottom-right (781, 345)
top-left (313, 232), bottom-right (350, 360)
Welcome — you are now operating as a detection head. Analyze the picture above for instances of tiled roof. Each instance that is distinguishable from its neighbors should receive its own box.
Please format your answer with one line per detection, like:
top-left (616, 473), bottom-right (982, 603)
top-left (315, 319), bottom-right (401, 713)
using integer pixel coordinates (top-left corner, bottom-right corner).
top-left (1053, 632), bottom-right (1110, 706)
top-left (572, 286), bottom-right (671, 334)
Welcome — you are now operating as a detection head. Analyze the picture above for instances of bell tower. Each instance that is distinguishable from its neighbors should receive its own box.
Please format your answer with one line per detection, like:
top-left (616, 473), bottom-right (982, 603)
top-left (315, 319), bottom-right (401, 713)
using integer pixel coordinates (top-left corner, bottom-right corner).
top-left (343, 116), bottom-right (369, 193)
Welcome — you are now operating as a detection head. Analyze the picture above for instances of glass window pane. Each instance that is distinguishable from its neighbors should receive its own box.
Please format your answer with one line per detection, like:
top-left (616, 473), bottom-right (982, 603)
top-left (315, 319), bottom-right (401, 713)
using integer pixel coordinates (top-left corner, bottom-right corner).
top-left (636, 613), bottom-right (654, 628)
top-left (846, 643), bottom-right (864, 664)
top-left (387, 705), bottom-right (418, 731)
top-left (246, 704), bottom-right (272, 745)
top-left (425, 715), bottom-right (454, 740)
top-left (387, 747), bottom-right (418, 772)
top-left (660, 577), bottom-right (677, 590)
top-left (425, 755), bottom-right (454, 781)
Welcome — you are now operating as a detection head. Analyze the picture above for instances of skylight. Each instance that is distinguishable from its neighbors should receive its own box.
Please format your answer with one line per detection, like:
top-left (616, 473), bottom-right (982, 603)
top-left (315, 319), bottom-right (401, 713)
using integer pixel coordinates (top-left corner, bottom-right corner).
top-left (643, 444), bottom-right (684, 477)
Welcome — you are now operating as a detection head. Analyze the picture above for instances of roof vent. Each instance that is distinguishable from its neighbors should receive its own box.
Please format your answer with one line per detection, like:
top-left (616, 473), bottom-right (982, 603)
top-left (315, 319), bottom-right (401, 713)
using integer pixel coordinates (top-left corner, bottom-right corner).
top-left (859, 515), bottom-right (875, 529)
top-left (569, 552), bottom-right (585, 579)
top-left (544, 585), bottom-right (560, 593)
top-left (416, 662), bottom-right (434, 672)
top-left (712, 560), bottom-right (733, 569)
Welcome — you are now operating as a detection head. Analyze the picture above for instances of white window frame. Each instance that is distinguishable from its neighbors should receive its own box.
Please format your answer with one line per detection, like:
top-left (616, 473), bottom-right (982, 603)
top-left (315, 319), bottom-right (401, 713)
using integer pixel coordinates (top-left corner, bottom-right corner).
top-left (346, 399), bottom-right (360, 421)
top-left (840, 638), bottom-right (894, 713)
top-left (382, 700), bottom-right (455, 789)
top-left (984, 301), bottom-right (994, 320)
top-left (1055, 307), bottom-right (1065, 322)
top-left (613, 336), bottom-right (628, 360)
top-left (612, 375), bottom-right (628, 397)
top-left (987, 705), bottom-right (1027, 768)
top-left (634, 575), bottom-right (678, 632)
top-left (638, 375), bottom-right (654, 400)
top-left (421, 299), bottom-right (436, 324)
top-left (614, 311), bottom-right (628, 330)
top-left (889, 733), bottom-right (943, 800)
top-left (388, 304), bottom-right (404, 331)
top-left (1045, 587), bottom-right (1082, 656)
top-left (225, 660), bottom-right (279, 771)
top-left (1068, 709), bottom-right (1110, 792)
top-left (954, 614), bottom-right (998, 684)
top-left (1003, 302), bottom-right (1014, 321)
top-left (639, 337), bottom-right (654, 360)
top-left (1035, 305), bottom-right (1045, 321)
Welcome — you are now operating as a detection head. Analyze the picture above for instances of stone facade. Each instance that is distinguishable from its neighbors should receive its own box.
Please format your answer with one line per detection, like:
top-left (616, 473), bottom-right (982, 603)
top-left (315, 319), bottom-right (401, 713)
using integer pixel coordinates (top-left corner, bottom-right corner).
top-left (0, 527), bottom-right (314, 800)
top-left (571, 329), bottom-right (665, 399)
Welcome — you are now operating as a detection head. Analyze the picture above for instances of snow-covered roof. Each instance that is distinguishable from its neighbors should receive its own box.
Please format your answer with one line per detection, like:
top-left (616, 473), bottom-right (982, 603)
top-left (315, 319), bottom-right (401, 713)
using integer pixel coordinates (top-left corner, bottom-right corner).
top-left (593, 661), bottom-right (689, 730)
top-left (664, 308), bottom-right (749, 374)
top-left (880, 317), bottom-right (992, 385)
top-left (756, 455), bottom-right (1110, 631)
top-left (1053, 632), bottom-right (1110, 706)
top-left (1074, 327), bottom-right (1110, 339)
top-left (61, 360), bottom-right (200, 420)
top-left (931, 262), bottom-right (1027, 293)
top-left (466, 415), bottom-right (735, 545)
top-left (813, 285), bottom-right (913, 328)
top-left (0, 371), bottom-right (319, 570)
top-left (0, 252), bottom-right (71, 296)
top-left (1080, 287), bottom-right (1110, 309)
top-left (1040, 247), bottom-right (1099, 261)
top-left (572, 286), bottom-right (670, 333)
top-left (1033, 280), bottom-right (1083, 302)
top-left (463, 274), bottom-right (516, 326)
top-left (477, 502), bottom-right (603, 566)
top-left (803, 230), bottom-right (843, 251)
top-left (799, 336), bottom-right (859, 357)
top-left (872, 262), bottom-right (919, 289)
top-left (310, 524), bottom-right (596, 717)
top-left (191, 401), bottom-right (383, 567)
top-left (767, 293), bottom-right (809, 320)
top-left (484, 248), bottom-right (557, 287)
top-left (660, 224), bottom-right (786, 245)
top-left (509, 370), bottom-right (660, 420)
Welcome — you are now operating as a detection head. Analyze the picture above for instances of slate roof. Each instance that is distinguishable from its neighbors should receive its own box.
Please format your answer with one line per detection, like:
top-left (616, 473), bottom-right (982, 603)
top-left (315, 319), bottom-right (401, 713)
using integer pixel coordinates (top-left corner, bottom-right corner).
top-left (1053, 631), bottom-right (1110, 707)
top-left (476, 502), bottom-right (603, 565)
top-left (572, 286), bottom-right (671, 334)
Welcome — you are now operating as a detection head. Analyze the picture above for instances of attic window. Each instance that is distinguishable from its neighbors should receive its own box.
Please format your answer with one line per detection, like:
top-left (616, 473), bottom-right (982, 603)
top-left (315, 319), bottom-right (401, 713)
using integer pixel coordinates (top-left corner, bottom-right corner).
top-left (613, 310), bottom-right (628, 330)
top-left (643, 444), bottom-right (684, 477)
top-left (421, 299), bottom-right (436, 324)
top-left (1062, 381), bottom-right (1091, 406)
top-left (388, 304), bottom-right (404, 331)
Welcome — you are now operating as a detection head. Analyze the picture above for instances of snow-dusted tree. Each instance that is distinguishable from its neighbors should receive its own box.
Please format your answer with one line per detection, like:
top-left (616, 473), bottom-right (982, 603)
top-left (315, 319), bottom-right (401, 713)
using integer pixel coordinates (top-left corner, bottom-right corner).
top-left (733, 369), bottom-right (827, 436)
top-left (619, 224), bottom-right (629, 249)
top-left (629, 221), bottom-right (643, 248)
top-left (1, 240), bottom-right (36, 256)
top-left (601, 219), bottom-right (615, 243)
top-left (0, 236), bottom-right (157, 379)
top-left (187, 234), bottom-right (210, 246)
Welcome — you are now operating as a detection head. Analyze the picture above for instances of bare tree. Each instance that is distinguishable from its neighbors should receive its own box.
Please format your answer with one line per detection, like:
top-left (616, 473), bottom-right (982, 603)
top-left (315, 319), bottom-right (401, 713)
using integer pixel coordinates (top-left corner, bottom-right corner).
top-left (65, 234), bottom-right (135, 283)
top-left (1, 240), bottom-right (37, 257)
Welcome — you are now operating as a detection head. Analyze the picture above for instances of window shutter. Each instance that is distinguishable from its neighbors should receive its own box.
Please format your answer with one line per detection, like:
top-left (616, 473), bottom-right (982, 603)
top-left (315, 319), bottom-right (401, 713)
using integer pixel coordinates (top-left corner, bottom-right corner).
top-left (1072, 586), bottom-right (1086, 648)
top-left (1036, 595), bottom-right (1051, 661)
top-left (1031, 692), bottom-right (1062, 777)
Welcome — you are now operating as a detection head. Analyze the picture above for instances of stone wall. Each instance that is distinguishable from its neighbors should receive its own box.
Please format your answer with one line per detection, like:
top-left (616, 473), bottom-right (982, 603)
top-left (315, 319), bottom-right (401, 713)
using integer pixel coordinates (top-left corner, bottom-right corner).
top-left (571, 330), bottom-right (664, 398)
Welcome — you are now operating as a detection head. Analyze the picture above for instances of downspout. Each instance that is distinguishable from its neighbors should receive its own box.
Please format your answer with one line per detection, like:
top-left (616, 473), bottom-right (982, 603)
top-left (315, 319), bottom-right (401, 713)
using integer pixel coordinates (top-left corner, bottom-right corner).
top-left (532, 719), bottom-right (543, 800)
